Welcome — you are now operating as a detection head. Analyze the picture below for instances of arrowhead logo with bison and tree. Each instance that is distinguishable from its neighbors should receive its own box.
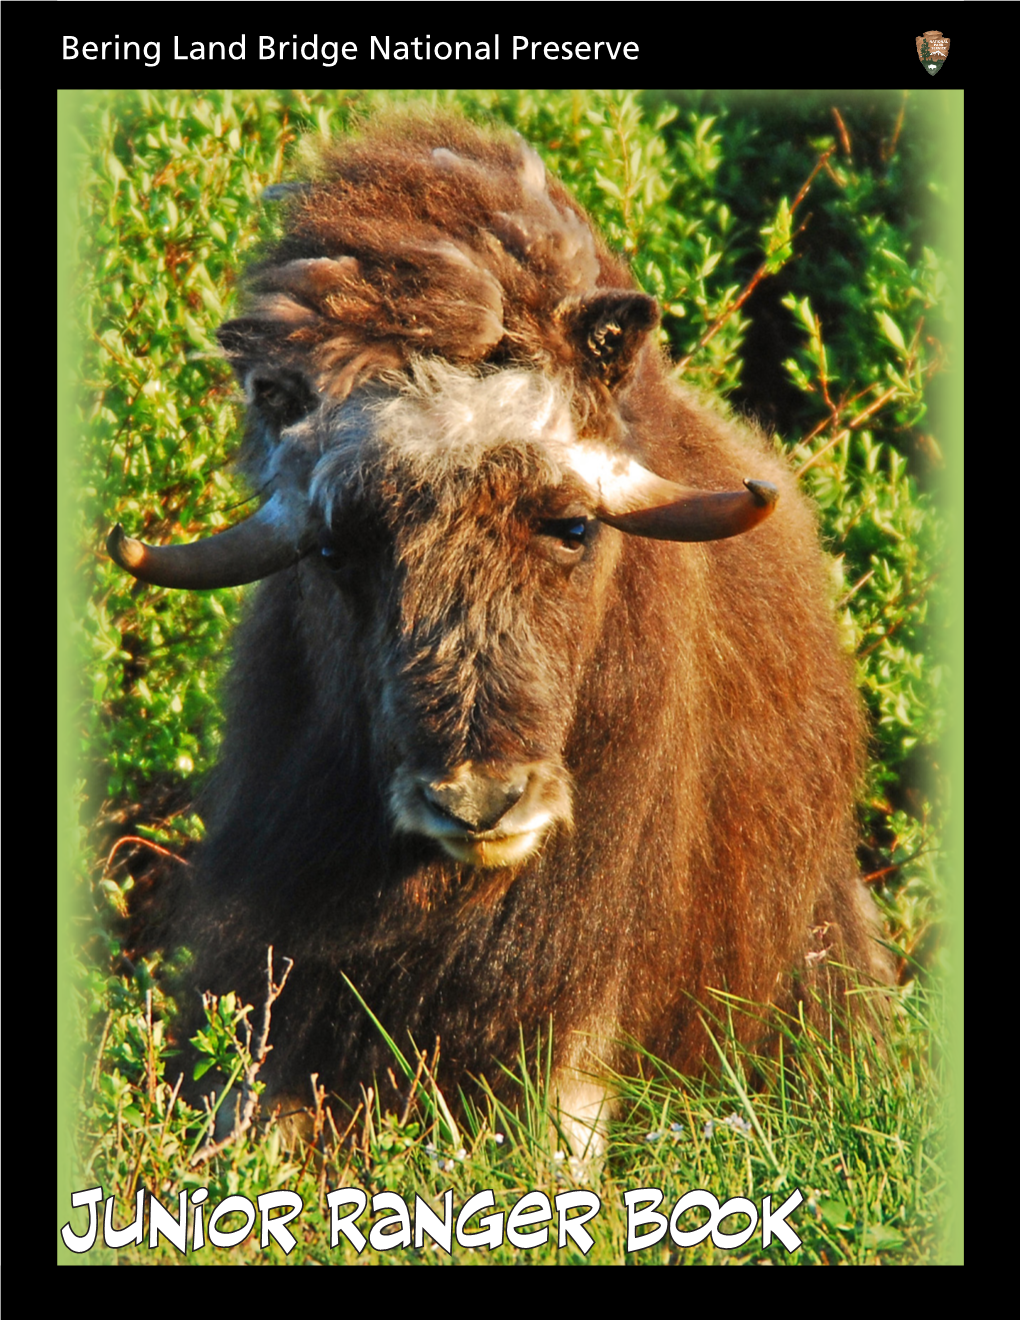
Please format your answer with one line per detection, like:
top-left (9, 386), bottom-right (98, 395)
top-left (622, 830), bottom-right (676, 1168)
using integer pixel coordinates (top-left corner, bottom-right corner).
top-left (916, 30), bottom-right (950, 77)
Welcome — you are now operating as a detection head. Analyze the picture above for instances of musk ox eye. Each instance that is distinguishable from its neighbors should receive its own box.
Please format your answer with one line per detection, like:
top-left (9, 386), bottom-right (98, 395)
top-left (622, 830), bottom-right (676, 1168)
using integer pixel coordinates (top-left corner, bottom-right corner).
top-left (537, 517), bottom-right (591, 565)
top-left (318, 543), bottom-right (362, 596)
top-left (546, 517), bottom-right (589, 546)
top-left (318, 527), bottom-right (386, 597)
top-left (318, 533), bottom-right (348, 570)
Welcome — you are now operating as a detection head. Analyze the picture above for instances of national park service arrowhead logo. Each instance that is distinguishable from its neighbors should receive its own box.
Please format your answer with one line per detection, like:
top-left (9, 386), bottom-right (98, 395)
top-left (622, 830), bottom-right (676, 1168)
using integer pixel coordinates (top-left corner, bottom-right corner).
top-left (916, 30), bottom-right (949, 77)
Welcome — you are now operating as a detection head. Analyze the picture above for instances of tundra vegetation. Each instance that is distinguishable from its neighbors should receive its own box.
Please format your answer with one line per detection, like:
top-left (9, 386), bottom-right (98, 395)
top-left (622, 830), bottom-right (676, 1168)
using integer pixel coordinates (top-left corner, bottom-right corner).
top-left (65, 89), bottom-right (952, 1264)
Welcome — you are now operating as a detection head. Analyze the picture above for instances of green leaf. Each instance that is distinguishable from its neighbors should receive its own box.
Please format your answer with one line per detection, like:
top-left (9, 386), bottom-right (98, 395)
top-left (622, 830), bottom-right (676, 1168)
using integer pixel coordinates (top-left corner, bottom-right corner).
top-left (819, 1197), bottom-right (852, 1228)
top-left (863, 1223), bottom-right (906, 1252)
top-left (876, 311), bottom-right (907, 353)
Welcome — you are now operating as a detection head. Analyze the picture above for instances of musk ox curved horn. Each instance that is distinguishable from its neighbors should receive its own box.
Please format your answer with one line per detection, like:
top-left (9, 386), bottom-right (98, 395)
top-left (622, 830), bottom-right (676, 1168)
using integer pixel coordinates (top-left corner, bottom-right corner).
top-left (600, 478), bottom-right (779, 542)
top-left (566, 444), bottom-right (779, 542)
top-left (107, 489), bottom-right (313, 589)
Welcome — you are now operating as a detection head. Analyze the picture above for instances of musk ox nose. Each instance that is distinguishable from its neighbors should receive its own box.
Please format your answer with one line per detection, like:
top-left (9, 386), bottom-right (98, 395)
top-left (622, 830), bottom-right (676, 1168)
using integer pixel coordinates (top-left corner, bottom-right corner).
top-left (393, 760), bottom-right (571, 867)
top-left (421, 772), bottom-right (528, 833)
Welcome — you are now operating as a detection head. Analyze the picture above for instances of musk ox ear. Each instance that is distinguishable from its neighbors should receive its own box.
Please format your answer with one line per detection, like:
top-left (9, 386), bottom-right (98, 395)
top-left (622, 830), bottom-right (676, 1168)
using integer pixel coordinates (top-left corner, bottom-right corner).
top-left (559, 290), bottom-right (659, 388)
top-left (216, 317), bottom-right (289, 376)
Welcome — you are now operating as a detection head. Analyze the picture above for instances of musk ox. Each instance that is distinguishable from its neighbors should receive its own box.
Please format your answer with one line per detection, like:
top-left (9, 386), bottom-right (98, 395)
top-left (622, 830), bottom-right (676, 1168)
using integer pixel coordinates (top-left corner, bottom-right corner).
top-left (109, 115), bottom-right (887, 1151)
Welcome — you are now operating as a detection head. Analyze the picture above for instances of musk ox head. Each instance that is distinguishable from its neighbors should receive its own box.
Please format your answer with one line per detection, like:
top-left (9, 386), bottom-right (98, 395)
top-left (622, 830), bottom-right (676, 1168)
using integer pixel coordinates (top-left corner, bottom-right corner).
top-left (108, 119), bottom-right (779, 872)
top-left (109, 354), bottom-right (777, 870)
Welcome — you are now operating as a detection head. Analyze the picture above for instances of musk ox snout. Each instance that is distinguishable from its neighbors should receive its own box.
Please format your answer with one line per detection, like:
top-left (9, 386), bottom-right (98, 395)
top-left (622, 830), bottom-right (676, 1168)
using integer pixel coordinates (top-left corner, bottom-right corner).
top-left (391, 759), bottom-right (574, 867)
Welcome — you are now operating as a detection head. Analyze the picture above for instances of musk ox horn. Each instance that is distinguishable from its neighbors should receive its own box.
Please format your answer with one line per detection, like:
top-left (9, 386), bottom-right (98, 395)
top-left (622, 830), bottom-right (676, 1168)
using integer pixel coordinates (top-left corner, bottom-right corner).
top-left (566, 443), bottom-right (779, 542)
top-left (107, 488), bottom-right (313, 589)
top-left (600, 478), bottom-right (779, 542)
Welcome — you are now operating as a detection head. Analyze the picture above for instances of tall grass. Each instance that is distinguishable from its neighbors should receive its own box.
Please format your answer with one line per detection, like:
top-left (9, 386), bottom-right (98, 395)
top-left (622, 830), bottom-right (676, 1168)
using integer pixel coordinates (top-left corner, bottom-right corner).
top-left (64, 965), bottom-right (942, 1264)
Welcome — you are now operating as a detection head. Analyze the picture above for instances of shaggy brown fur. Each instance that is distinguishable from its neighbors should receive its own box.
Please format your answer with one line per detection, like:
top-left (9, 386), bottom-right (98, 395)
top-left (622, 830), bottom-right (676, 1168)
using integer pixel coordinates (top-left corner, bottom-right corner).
top-left (167, 113), bottom-right (888, 1134)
